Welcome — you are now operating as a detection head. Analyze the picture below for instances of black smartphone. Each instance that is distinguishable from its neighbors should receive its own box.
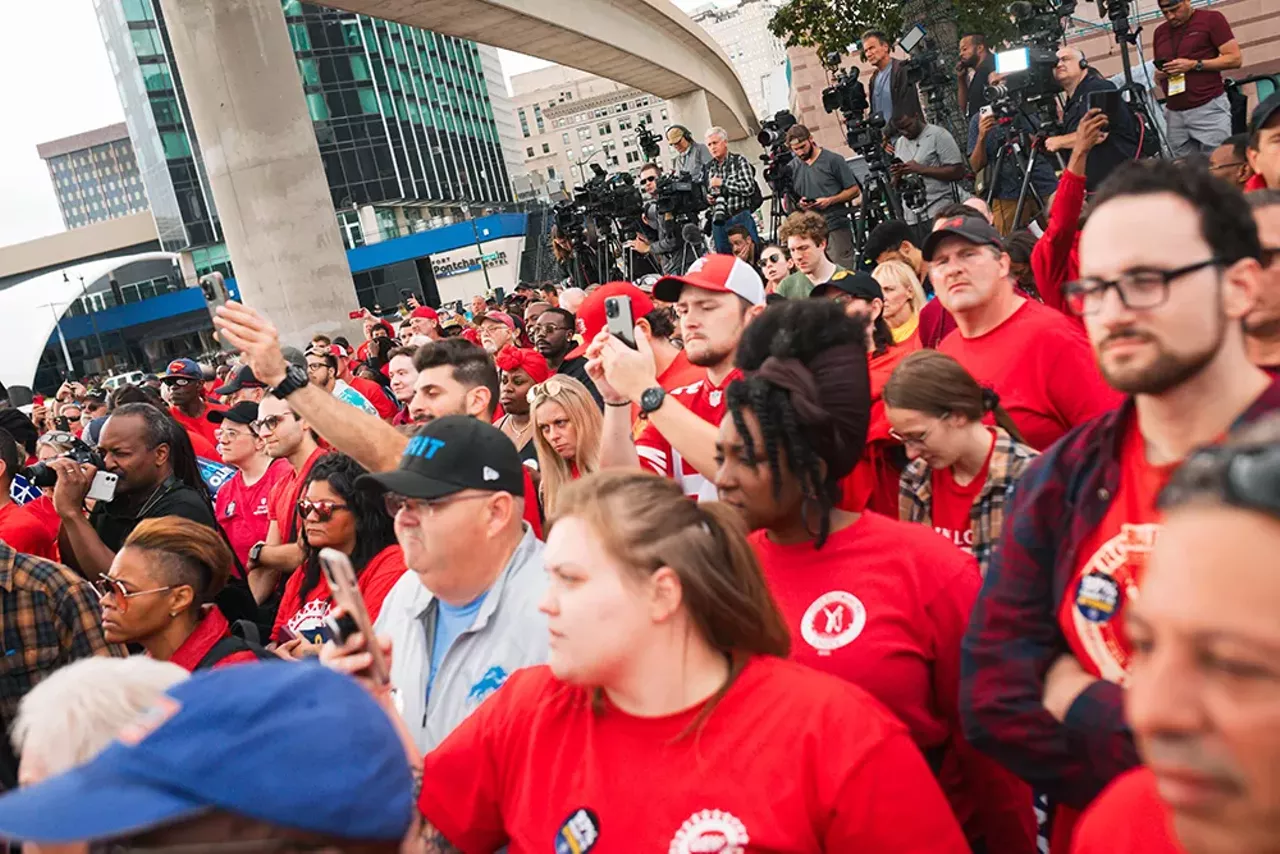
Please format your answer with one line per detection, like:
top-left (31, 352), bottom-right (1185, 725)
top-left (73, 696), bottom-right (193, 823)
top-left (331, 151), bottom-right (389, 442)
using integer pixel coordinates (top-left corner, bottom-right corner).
top-left (494, 286), bottom-right (506, 302)
top-left (1087, 89), bottom-right (1122, 124)
top-left (1153, 58), bottom-right (1167, 71)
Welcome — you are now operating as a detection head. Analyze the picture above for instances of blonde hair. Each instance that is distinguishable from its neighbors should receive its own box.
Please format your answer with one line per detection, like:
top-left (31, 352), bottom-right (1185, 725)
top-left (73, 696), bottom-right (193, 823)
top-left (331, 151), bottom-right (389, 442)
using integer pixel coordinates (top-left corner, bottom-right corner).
top-left (872, 259), bottom-right (927, 316)
top-left (12, 658), bottom-right (188, 778)
top-left (530, 376), bottom-right (602, 516)
top-left (551, 472), bottom-right (790, 723)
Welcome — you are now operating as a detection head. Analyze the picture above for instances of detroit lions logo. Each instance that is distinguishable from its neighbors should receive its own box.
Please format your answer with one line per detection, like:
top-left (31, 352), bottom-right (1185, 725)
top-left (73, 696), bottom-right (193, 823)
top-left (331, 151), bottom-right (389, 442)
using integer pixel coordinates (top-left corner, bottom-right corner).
top-left (467, 666), bottom-right (509, 704)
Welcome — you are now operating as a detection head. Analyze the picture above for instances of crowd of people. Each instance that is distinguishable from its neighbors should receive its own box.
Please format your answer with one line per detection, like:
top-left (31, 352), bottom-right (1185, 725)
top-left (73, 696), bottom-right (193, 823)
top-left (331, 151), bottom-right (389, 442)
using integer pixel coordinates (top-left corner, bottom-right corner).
top-left (0, 32), bottom-right (1276, 854)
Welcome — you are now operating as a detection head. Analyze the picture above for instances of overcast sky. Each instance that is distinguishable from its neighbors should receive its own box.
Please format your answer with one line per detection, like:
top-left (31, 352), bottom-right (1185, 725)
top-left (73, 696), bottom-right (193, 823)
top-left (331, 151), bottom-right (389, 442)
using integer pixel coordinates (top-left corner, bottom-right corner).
top-left (0, 0), bottom-right (711, 249)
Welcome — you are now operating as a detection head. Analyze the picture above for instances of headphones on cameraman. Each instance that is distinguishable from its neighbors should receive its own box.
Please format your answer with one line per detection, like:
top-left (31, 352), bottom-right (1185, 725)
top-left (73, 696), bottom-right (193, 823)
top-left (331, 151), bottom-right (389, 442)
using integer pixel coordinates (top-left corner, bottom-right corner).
top-left (1076, 50), bottom-right (1089, 70)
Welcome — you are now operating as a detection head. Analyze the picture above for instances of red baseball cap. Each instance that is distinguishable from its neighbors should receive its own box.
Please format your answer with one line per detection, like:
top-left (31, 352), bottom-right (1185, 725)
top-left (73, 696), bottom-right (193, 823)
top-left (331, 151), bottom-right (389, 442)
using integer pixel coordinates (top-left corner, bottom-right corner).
top-left (653, 253), bottom-right (765, 306)
top-left (475, 311), bottom-right (516, 331)
top-left (410, 306), bottom-right (439, 321)
top-left (567, 282), bottom-right (655, 359)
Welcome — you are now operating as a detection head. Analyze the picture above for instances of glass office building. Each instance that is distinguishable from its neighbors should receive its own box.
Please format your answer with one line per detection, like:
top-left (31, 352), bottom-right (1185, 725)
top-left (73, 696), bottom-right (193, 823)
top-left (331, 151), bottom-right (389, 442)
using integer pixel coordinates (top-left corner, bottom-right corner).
top-left (93, 0), bottom-right (513, 281)
top-left (37, 124), bottom-right (150, 230)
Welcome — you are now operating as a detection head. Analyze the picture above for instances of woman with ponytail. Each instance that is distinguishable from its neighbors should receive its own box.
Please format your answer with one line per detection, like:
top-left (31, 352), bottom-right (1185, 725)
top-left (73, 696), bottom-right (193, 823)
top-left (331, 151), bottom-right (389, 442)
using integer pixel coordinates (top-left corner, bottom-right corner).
top-left (884, 350), bottom-right (1040, 575)
top-left (714, 299), bottom-right (1035, 853)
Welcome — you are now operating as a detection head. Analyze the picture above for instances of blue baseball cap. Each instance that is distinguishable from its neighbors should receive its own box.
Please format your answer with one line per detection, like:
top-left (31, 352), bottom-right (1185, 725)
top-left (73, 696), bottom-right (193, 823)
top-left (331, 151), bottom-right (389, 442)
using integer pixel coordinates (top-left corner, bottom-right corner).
top-left (0, 663), bottom-right (415, 844)
top-left (162, 358), bottom-right (203, 381)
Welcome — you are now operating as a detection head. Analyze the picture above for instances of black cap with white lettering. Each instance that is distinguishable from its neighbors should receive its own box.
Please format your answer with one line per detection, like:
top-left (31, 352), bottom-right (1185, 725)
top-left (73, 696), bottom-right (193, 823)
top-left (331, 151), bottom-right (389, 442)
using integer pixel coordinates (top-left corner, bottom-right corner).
top-left (356, 415), bottom-right (524, 499)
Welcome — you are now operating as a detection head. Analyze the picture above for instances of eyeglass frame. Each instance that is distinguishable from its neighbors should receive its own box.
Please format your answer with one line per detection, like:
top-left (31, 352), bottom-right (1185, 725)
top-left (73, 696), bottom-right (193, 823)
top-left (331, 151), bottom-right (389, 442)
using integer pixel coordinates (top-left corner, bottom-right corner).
top-left (1062, 257), bottom-right (1222, 316)
top-left (530, 319), bottom-right (572, 338)
top-left (93, 576), bottom-right (175, 611)
top-left (250, 414), bottom-right (298, 435)
top-left (161, 377), bottom-right (194, 387)
top-left (527, 378), bottom-right (569, 405)
top-left (383, 491), bottom-right (492, 518)
top-left (889, 417), bottom-right (943, 448)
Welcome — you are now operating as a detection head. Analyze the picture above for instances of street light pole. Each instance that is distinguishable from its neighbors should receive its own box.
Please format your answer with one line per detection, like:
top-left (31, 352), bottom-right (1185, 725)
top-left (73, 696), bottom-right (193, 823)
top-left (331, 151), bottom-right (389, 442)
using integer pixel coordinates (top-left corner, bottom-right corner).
top-left (80, 275), bottom-right (109, 369)
top-left (462, 203), bottom-right (492, 295)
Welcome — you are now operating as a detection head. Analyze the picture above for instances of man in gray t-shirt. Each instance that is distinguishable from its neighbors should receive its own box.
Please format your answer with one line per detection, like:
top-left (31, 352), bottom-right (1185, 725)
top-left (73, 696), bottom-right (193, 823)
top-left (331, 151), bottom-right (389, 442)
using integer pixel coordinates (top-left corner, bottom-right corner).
top-left (784, 124), bottom-right (862, 268)
top-left (890, 113), bottom-right (970, 221)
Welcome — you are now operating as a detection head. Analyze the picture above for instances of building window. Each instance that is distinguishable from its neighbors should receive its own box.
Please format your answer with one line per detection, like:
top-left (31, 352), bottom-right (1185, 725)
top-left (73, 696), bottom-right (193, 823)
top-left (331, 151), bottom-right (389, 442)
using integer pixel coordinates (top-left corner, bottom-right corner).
top-left (615, 103), bottom-right (626, 114)
top-left (541, 143), bottom-right (550, 154)
top-left (597, 121), bottom-right (612, 135)
top-left (526, 146), bottom-right (535, 157)
top-left (578, 127), bottom-right (591, 140)
top-left (548, 166), bottom-right (558, 178)
top-left (618, 116), bottom-right (632, 131)
top-left (625, 150), bottom-right (640, 164)
top-left (561, 132), bottom-right (570, 145)
top-left (661, 109), bottom-right (669, 121)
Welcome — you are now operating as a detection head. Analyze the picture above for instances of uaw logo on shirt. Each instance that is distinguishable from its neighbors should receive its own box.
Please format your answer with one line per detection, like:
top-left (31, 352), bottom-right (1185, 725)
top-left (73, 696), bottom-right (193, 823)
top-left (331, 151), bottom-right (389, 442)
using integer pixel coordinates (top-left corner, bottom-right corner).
top-left (669, 809), bottom-right (749, 854)
top-left (800, 590), bottom-right (866, 655)
top-left (286, 599), bottom-right (335, 645)
top-left (1073, 522), bottom-right (1159, 685)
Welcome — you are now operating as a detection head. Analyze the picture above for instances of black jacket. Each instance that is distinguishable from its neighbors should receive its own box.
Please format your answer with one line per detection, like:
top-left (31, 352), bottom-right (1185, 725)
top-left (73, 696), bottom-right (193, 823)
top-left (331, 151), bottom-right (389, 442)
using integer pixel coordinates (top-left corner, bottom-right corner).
top-left (1061, 73), bottom-right (1140, 192)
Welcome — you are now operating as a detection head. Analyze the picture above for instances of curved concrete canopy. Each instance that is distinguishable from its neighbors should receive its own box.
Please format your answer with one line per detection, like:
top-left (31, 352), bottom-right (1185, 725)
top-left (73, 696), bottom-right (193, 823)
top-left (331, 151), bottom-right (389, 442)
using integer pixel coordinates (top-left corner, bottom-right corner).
top-left (0, 252), bottom-right (180, 390)
top-left (318, 0), bottom-right (761, 139)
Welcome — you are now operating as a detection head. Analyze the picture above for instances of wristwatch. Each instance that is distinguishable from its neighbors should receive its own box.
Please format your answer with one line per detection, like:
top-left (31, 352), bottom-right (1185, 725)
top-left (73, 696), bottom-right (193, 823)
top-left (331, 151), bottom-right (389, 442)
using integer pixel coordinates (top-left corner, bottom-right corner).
top-left (639, 386), bottom-right (666, 415)
top-left (248, 541), bottom-right (265, 563)
top-left (269, 364), bottom-right (309, 399)
top-left (1194, 60), bottom-right (1205, 72)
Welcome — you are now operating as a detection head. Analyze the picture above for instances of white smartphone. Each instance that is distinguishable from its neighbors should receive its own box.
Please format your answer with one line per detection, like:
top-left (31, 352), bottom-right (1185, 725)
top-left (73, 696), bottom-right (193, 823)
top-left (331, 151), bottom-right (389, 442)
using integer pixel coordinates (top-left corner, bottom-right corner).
top-left (604, 295), bottom-right (637, 349)
top-left (319, 547), bottom-right (390, 688)
top-left (87, 471), bottom-right (118, 503)
top-left (979, 104), bottom-right (994, 120)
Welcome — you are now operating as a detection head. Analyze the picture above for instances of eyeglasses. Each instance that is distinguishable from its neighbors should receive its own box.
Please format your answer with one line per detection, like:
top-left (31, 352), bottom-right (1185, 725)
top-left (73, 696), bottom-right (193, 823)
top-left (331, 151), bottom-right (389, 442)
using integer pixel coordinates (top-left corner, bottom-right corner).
top-left (38, 430), bottom-right (77, 446)
top-left (1063, 258), bottom-right (1222, 316)
top-left (528, 378), bottom-right (568, 404)
top-left (297, 499), bottom-right (350, 522)
top-left (1209, 160), bottom-right (1248, 172)
top-left (889, 419), bottom-right (941, 448)
top-left (216, 427), bottom-right (252, 441)
top-left (92, 577), bottom-right (174, 611)
top-left (531, 322), bottom-right (570, 337)
top-left (251, 414), bottom-right (295, 435)
top-left (383, 491), bottom-right (491, 517)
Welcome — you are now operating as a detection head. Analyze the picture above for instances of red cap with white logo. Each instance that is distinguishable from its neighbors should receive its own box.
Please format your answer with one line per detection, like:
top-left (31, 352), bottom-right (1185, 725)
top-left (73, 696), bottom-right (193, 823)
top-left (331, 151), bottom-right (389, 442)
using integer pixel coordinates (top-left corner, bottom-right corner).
top-left (652, 254), bottom-right (765, 306)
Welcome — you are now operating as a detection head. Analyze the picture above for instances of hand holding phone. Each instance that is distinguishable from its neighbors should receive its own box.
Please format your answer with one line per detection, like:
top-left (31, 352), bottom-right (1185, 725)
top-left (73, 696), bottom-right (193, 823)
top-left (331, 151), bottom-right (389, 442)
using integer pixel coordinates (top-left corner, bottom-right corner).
top-left (318, 548), bottom-right (390, 689)
top-left (604, 295), bottom-right (637, 349)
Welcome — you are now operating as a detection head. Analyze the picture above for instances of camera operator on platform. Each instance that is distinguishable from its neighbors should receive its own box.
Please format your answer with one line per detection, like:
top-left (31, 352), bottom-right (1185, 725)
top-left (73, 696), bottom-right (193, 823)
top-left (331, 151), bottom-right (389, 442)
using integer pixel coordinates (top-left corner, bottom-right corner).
top-left (863, 29), bottom-right (923, 128)
top-left (704, 126), bottom-right (762, 254)
top-left (957, 32), bottom-right (996, 119)
top-left (629, 161), bottom-right (708, 276)
top-left (666, 125), bottom-right (713, 184)
top-left (890, 111), bottom-right (970, 220)
top-left (1043, 48), bottom-right (1140, 192)
top-left (783, 124), bottom-right (861, 268)
top-left (1152, 0), bottom-right (1241, 159)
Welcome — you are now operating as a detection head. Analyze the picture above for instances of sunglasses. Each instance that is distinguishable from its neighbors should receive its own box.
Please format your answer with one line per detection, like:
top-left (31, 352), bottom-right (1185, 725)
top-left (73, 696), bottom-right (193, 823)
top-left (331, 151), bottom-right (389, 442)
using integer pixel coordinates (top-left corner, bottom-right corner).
top-left (38, 430), bottom-right (77, 446)
top-left (93, 577), bottom-right (175, 612)
top-left (251, 414), bottom-right (295, 434)
top-left (297, 499), bottom-right (350, 522)
top-left (528, 378), bottom-right (568, 404)
top-left (163, 377), bottom-right (193, 387)
top-left (761, 253), bottom-right (786, 264)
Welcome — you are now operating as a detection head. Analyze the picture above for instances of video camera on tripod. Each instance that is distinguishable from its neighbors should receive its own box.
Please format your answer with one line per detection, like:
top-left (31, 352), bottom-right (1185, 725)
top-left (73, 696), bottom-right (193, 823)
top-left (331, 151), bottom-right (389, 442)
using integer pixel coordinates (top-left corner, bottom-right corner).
top-left (821, 53), bottom-right (904, 225)
top-left (985, 0), bottom-right (1078, 127)
top-left (636, 121), bottom-right (662, 162)
top-left (898, 25), bottom-right (954, 125)
top-left (554, 164), bottom-right (647, 245)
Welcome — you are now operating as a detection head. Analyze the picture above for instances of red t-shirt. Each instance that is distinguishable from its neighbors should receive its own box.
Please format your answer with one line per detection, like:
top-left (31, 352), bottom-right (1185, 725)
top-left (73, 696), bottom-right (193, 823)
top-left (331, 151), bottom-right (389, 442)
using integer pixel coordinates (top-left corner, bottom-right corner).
top-left (1152, 9), bottom-right (1235, 111)
top-left (418, 657), bottom-right (970, 853)
top-left (1059, 416), bottom-right (1175, 685)
top-left (348, 376), bottom-right (398, 420)
top-left (938, 301), bottom-right (1122, 451)
top-left (520, 467), bottom-right (542, 540)
top-left (629, 349), bottom-right (705, 434)
top-left (170, 403), bottom-right (226, 451)
top-left (215, 459), bottom-right (292, 571)
top-left (918, 295), bottom-right (958, 348)
top-left (271, 543), bottom-right (407, 643)
top-left (635, 368), bottom-right (740, 502)
top-left (1071, 769), bottom-right (1184, 854)
top-left (22, 496), bottom-right (60, 553)
top-left (267, 447), bottom-right (326, 544)
top-left (749, 513), bottom-right (1035, 851)
top-left (930, 430), bottom-right (995, 554)
top-left (166, 607), bottom-right (261, 671)
top-left (0, 501), bottom-right (57, 560)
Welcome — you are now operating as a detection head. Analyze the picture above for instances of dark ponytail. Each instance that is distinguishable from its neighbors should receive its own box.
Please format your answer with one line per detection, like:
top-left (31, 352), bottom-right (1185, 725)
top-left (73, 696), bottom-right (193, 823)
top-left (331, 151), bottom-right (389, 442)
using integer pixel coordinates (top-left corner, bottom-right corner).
top-left (978, 387), bottom-right (1028, 445)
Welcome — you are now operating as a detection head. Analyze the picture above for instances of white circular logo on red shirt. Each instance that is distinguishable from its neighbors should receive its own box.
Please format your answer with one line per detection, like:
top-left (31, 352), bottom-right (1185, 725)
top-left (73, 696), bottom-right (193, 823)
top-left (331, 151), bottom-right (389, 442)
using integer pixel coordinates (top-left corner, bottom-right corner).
top-left (669, 809), bottom-right (749, 854)
top-left (800, 590), bottom-right (866, 654)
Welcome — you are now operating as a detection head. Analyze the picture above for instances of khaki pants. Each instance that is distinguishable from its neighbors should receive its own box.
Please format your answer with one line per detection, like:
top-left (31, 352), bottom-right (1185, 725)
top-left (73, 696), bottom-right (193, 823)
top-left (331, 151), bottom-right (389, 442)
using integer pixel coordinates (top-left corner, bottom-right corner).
top-left (991, 194), bottom-right (1050, 235)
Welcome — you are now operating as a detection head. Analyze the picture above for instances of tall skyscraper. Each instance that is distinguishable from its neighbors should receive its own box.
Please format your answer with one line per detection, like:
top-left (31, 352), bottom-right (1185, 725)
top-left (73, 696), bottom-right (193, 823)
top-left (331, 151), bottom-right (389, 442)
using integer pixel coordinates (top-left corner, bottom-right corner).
top-left (689, 0), bottom-right (789, 122)
top-left (93, 0), bottom-right (515, 281)
top-left (37, 123), bottom-right (150, 230)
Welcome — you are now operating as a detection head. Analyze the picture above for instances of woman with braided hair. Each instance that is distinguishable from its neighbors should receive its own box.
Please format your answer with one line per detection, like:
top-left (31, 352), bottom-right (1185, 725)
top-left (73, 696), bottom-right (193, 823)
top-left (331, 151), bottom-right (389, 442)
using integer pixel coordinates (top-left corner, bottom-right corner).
top-left (884, 350), bottom-right (1040, 575)
top-left (714, 298), bottom-right (1036, 854)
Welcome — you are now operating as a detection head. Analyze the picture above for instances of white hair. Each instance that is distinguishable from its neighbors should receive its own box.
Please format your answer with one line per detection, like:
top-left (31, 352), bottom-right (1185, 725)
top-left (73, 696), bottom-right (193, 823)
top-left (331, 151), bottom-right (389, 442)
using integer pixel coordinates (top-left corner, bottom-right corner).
top-left (559, 287), bottom-right (587, 314)
top-left (12, 657), bottom-right (188, 780)
top-left (705, 126), bottom-right (728, 142)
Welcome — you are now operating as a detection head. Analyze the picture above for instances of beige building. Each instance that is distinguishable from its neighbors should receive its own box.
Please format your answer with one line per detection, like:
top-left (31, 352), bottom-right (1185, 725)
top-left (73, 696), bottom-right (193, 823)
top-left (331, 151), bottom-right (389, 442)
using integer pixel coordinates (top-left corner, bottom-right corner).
top-left (510, 65), bottom-right (674, 190)
top-left (689, 0), bottom-right (790, 121)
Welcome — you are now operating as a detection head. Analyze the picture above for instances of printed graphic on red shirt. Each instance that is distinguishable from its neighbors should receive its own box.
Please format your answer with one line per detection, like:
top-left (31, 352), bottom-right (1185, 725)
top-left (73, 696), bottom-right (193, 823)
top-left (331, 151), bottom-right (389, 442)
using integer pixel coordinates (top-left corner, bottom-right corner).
top-left (669, 810), bottom-right (750, 854)
top-left (636, 368), bottom-right (740, 501)
top-left (800, 591), bottom-right (867, 655)
top-left (1059, 417), bottom-right (1174, 683)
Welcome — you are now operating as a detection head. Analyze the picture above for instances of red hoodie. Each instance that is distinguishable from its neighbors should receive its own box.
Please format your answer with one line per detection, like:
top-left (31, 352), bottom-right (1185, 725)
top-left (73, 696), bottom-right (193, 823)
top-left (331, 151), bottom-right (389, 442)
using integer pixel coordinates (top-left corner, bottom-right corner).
top-left (1030, 168), bottom-right (1086, 314)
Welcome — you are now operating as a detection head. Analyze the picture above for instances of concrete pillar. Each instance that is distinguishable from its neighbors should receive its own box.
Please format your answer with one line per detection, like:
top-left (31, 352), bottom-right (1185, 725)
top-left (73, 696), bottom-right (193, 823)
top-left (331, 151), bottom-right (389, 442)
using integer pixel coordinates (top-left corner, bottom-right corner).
top-left (358, 205), bottom-right (383, 245)
top-left (156, 0), bottom-right (358, 346)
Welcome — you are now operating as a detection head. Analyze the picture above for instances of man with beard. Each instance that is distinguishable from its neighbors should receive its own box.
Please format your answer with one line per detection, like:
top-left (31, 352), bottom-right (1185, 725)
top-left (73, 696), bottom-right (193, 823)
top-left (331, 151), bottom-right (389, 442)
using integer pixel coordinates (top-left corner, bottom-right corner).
top-left (956, 32), bottom-right (996, 118)
top-left (587, 254), bottom-right (766, 501)
top-left (783, 124), bottom-right (860, 269)
top-left (1246, 191), bottom-right (1280, 374)
top-left (961, 159), bottom-right (1279, 852)
top-left (530, 307), bottom-right (601, 406)
top-left (162, 359), bottom-right (226, 450)
top-left (211, 305), bottom-right (544, 539)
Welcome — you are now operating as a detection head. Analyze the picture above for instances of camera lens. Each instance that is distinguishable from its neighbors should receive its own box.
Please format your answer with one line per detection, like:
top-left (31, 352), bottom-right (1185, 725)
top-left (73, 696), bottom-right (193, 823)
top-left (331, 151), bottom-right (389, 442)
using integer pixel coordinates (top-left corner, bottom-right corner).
top-left (605, 301), bottom-right (618, 318)
top-left (24, 462), bottom-right (56, 489)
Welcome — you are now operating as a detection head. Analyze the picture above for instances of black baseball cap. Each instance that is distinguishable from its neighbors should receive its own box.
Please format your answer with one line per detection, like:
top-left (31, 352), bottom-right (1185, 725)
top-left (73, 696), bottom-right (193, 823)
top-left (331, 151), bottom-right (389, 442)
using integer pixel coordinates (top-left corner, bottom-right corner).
top-left (357, 416), bottom-right (525, 500)
top-left (214, 364), bottom-right (265, 396)
top-left (811, 269), bottom-right (884, 301)
top-left (922, 216), bottom-right (1005, 261)
top-left (1251, 91), bottom-right (1280, 135)
top-left (207, 401), bottom-right (259, 426)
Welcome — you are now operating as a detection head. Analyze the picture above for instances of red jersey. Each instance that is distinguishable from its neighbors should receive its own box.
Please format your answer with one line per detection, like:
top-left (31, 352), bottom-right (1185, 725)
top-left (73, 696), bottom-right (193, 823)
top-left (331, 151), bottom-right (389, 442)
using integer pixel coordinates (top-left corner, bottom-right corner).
top-left (267, 447), bottom-right (326, 544)
top-left (272, 543), bottom-right (407, 643)
top-left (215, 459), bottom-right (291, 571)
top-left (750, 514), bottom-right (1035, 851)
top-left (635, 368), bottom-right (740, 502)
top-left (22, 496), bottom-right (60, 554)
top-left (166, 607), bottom-right (261, 671)
top-left (419, 657), bottom-right (969, 853)
top-left (938, 301), bottom-right (1122, 451)
top-left (171, 403), bottom-right (226, 451)
top-left (0, 501), bottom-right (57, 560)
top-left (1058, 416), bottom-right (1174, 685)
top-left (348, 376), bottom-right (398, 420)
top-left (930, 430), bottom-right (995, 554)
top-left (629, 349), bottom-right (705, 436)
top-left (1071, 769), bottom-right (1184, 854)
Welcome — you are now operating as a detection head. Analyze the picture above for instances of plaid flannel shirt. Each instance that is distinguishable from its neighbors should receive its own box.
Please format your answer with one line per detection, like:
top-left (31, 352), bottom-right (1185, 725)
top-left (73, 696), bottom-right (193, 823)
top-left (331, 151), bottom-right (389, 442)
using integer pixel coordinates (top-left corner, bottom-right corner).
top-left (0, 543), bottom-right (126, 729)
top-left (960, 379), bottom-right (1280, 809)
top-left (706, 152), bottom-right (757, 216)
top-left (898, 427), bottom-right (1039, 575)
